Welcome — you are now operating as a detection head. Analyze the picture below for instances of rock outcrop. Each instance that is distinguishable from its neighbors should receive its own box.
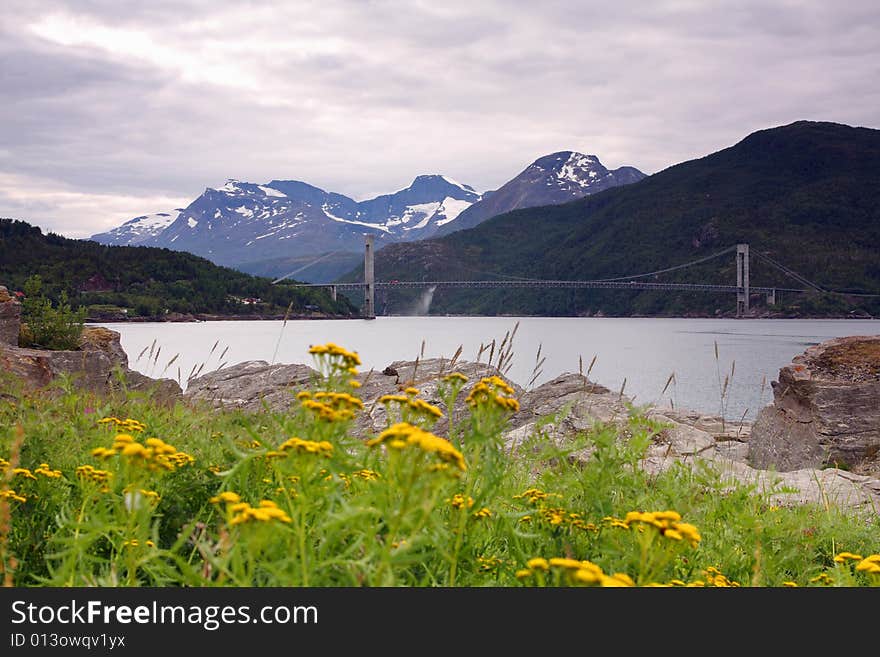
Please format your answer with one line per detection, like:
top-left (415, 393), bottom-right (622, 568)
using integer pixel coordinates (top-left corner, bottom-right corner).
top-left (0, 286), bottom-right (22, 346)
top-left (184, 357), bottom-right (524, 437)
top-left (182, 356), bottom-right (880, 516)
top-left (503, 373), bottom-right (879, 516)
top-left (748, 335), bottom-right (880, 475)
top-left (0, 293), bottom-right (181, 401)
top-left (185, 360), bottom-right (319, 411)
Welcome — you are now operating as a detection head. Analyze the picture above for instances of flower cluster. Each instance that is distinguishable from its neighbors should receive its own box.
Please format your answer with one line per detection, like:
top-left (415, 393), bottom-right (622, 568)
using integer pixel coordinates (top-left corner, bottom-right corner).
top-left (34, 463), bottom-right (63, 478)
top-left (537, 507), bottom-right (596, 531)
top-left (98, 417), bottom-right (146, 433)
top-left (367, 422), bottom-right (466, 472)
top-left (92, 434), bottom-right (194, 472)
top-left (617, 510), bottom-right (702, 548)
top-left (465, 376), bottom-right (520, 413)
top-left (856, 555), bottom-right (880, 575)
top-left (0, 460), bottom-right (62, 481)
top-left (513, 488), bottom-right (594, 531)
top-left (266, 437), bottom-right (334, 458)
top-left (378, 393), bottom-right (444, 420)
top-left (210, 492), bottom-right (292, 524)
top-left (477, 555), bottom-right (504, 572)
top-left (0, 489), bottom-right (26, 503)
top-left (298, 390), bottom-right (364, 422)
top-left (308, 342), bottom-right (362, 375)
top-left (352, 469), bottom-right (380, 481)
top-left (516, 557), bottom-right (634, 587)
top-left (449, 493), bottom-right (474, 510)
top-left (123, 539), bottom-right (156, 548)
top-left (835, 552), bottom-right (880, 575)
top-left (702, 566), bottom-right (740, 587)
top-left (513, 487), bottom-right (561, 505)
top-left (75, 465), bottom-right (112, 486)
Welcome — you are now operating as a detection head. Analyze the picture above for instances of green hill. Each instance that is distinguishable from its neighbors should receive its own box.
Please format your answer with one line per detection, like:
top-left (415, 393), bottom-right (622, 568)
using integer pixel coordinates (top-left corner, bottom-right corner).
top-left (0, 219), bottom-right (356, 319)
top-left (348, 121), bottom-right (880, 317)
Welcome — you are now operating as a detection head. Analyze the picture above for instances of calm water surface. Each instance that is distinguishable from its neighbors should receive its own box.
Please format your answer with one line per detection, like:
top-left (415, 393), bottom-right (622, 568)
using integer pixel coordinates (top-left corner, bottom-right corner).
top-left (96, 317), bottom-right (880, 421)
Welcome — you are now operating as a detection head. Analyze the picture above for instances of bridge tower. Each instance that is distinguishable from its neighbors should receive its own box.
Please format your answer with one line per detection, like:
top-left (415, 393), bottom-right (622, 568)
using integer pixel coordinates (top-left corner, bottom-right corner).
top-left (363, 235), bottom-right (376, 319)
top-left (736, 243), bottom-right (750, 317)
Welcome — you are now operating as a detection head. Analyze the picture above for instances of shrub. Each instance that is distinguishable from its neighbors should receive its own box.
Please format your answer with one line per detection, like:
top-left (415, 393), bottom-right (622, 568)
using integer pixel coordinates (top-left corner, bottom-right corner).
top-left (18, 275), bottom-right (86, 350)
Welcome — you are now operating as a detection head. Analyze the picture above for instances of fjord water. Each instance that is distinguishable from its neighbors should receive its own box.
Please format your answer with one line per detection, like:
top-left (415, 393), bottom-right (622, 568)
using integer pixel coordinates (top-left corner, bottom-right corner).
top-left (98, 317), bottom-right (880, 422)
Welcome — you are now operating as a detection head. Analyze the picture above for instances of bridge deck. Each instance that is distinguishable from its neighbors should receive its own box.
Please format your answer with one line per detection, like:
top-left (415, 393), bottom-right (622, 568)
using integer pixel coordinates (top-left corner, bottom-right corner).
top-left (292, 280), bottom-right (802, 293)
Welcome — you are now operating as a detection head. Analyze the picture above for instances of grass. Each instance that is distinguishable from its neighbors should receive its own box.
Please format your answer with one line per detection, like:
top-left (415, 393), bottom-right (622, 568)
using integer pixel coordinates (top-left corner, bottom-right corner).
top-left (0, 341), bottom-right (878, 588)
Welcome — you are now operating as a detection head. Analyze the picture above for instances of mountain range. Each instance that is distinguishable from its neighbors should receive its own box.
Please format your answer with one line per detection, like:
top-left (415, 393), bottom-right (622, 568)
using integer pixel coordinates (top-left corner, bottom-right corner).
top-left (90, 153), bottom-right (646, 282)
top-left (355, 121), bottom-right (880, 318)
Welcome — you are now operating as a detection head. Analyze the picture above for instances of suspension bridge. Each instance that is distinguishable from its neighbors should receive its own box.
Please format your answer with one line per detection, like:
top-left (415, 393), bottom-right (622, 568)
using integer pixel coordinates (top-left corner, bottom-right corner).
top-left (277, 236), bottom-right (868, 319)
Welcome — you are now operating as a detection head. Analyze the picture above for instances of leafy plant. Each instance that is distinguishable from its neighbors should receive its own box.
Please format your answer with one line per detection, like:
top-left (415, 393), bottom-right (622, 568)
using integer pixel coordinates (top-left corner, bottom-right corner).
top-left (19, 275), bottom-right (87, 351)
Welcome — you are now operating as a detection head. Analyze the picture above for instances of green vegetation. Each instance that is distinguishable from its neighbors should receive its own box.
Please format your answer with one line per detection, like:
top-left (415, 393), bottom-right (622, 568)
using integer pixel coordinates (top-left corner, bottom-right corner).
top-left (0, 219), bottom-right (356, 319)
top-left (354, 121), bottom-right (880, 317)
top-left (18, 275), bottom-right (87, 350)
top-left (1, 341), bottom-right (877, 588)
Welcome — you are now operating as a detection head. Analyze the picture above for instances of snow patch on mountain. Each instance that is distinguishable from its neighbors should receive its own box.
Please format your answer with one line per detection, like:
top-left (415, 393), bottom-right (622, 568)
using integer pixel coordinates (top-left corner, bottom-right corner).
top-left (322, 204), bottom-right (392, 233)
top-left (259, 185), bottom-right (286, 197)
top-left (89, 210), bottom-right (181, 246)
top-left (435, 197), bottom-right (472, 226)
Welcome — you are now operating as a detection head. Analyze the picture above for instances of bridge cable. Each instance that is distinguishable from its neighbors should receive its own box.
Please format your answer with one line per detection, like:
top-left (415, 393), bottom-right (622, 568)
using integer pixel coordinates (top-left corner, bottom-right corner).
top-left (592, 245), bottom-right (737, 281)
top-left (271, 250), bottom-right (342, 284)
top-left (750, 251), bottom-right (825, 292)
top-left (453, 245), bottom-right (739, 283)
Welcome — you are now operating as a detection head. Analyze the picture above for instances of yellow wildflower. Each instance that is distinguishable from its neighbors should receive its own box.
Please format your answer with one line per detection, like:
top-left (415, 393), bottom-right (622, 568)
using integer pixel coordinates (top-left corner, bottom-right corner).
top-left (75, 464), bottom-right (112, 482)
top-left (572, 568), bottom-right (601, 585)
top-left (12, 468), bottom-right (36, 481)
top-left (449, 493), bottom-right (475, 510)
top-left (442, 372), bottom-right (468, 383)
top-left (308, 342), bottom-right (361, 368)
top-left (408, 399), bottom-right (444, 418)
top-left (473, 507), bottom-right (492, 519)
top-left (367, 422), bottom-right (466, 471)
top-left (229, 499), bottom-right (292, 525)
top-left (465, 378), bottom-right (520, 413)
top-left (513, 488), bottom-right (559, 504)
top-left (833, 552), bottom-right (863, 563)
top-left (602, 573), bottom-right (635, 587)
top-left (526, 558), bottom-right (549, 571)
top-left (0, 489), bottom-right (26, 503)
top-left (352, 469), bottom-right (380, 481)
top-left (856, 555), bottom-right (880, 574)
top-left (277, 437), bottom-right (334, 457)
top-left (34, 463), bottom-right (62, 478)
top-left (209, 491), bottom-right (241, 505)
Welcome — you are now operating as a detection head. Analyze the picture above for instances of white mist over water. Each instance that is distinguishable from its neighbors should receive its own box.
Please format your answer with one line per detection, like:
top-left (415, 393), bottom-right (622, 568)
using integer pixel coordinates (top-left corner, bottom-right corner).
top-left (410, 286), bottom-right (437, 315)
top-left (98, 316), bottom-right (880, 421)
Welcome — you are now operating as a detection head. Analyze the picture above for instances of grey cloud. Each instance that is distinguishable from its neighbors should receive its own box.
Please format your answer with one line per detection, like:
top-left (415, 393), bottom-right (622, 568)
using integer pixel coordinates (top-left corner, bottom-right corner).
top-left (0, 0), bottom-right (878, 237)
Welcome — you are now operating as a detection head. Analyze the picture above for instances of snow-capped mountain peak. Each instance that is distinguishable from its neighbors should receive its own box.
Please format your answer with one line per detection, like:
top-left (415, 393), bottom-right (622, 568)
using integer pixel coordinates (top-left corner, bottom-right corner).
top-left (433, 151), bottom-right (647, 236)
top-left (89, 210), bottom-right (183, 246)
top-left (90, 152), bottom-right (645, 281)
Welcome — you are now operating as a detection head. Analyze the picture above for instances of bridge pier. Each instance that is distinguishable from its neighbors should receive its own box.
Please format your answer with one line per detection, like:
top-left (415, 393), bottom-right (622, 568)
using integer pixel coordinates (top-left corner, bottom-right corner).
top-left (363, 235), bottom-right (375, 320)
top-left (736, 243), bottom-right (750, 317)
top-left (330, 285), bottom-right (337, 302)
top-left (766, 288), bottom-right (776, 306)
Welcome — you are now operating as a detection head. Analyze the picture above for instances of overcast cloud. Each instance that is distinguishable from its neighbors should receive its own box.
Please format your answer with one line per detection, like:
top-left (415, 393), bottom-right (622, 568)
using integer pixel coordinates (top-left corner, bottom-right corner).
top-left (1, 0), bottom-right (878, 238)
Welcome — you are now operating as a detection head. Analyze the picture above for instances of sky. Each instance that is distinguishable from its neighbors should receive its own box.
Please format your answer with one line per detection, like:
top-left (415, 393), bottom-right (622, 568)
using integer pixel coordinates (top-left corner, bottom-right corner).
top-left (1, 0), bottom-right (878, 239)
